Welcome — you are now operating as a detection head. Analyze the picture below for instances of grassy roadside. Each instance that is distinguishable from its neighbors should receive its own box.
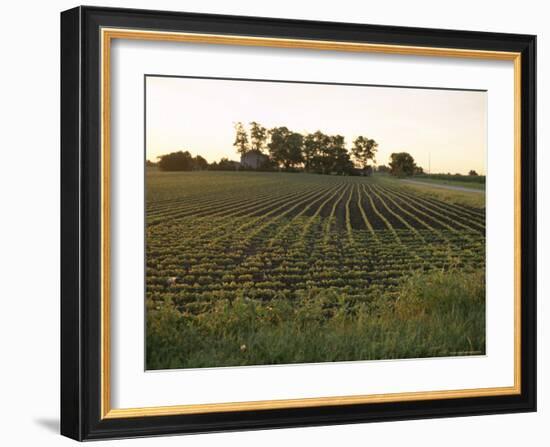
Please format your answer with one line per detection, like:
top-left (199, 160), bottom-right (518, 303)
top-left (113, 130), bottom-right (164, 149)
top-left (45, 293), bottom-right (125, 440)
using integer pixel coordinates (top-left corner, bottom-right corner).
top-left (374, 175), bottom-right (485, 208)
top-left (405, 177), bottom-right (485, 190)
top-left (146, 269), bottom-right (485, 370)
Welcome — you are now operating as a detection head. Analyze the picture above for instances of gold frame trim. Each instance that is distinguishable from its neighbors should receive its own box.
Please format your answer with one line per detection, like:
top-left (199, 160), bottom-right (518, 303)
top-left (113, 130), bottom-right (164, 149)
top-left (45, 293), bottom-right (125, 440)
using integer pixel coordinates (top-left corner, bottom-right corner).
top-left (100, 27), bottom-right (522, 419)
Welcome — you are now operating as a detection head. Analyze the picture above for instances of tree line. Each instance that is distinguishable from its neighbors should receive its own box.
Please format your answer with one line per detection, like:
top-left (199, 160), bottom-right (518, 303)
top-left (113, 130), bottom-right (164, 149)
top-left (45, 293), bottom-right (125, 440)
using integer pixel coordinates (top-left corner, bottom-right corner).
top-left (150, 121), bottom-right (430, 177)
top-left (151, 151), bottom-right (208, 172)
top-left (234, 121), bottom-right (378, 175)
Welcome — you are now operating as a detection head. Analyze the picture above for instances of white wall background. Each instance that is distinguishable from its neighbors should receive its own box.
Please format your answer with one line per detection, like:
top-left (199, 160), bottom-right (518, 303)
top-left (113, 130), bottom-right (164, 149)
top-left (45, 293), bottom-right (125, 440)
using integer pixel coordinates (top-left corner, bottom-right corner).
top-left (0, 0), bottom-right (545, 445)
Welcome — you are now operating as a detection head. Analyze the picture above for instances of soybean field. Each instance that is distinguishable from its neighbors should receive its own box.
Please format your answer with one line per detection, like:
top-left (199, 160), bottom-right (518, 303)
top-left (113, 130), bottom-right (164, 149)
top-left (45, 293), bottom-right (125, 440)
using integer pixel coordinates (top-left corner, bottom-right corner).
top-left (146, 171), bottom-right (486, 369)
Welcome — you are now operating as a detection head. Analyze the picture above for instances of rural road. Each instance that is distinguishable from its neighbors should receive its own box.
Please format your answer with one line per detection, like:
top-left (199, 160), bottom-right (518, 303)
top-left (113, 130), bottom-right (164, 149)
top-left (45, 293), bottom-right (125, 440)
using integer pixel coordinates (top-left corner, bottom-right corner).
top-left (400, 179), bottom-right (485, 193)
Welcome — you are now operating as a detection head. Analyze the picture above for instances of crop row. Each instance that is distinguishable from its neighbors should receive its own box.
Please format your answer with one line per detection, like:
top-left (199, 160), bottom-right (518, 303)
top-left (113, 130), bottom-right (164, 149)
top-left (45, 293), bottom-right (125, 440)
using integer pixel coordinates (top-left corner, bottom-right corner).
top-left (146, 176), bottom-right (485, 313)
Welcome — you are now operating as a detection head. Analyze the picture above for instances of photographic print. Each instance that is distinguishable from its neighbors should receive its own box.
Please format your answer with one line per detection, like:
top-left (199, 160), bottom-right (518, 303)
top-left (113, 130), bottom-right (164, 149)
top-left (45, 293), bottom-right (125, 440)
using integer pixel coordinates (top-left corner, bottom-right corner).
top-left (61, 9), bottom-right (536, 439)
top-left (145, 75), bottom-right (487, 370)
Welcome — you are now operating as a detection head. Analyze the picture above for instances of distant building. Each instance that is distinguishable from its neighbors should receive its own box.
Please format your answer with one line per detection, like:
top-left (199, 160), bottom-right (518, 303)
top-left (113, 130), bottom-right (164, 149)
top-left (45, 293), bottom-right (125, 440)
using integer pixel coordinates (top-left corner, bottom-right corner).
top-left (240, 150), bottom-right (269, 169)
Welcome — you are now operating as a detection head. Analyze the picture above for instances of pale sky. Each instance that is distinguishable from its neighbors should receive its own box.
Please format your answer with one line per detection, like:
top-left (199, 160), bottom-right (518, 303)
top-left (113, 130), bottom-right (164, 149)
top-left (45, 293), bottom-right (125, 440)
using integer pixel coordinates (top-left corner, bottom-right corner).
top-left (146, 76), bottom-right (486, 175)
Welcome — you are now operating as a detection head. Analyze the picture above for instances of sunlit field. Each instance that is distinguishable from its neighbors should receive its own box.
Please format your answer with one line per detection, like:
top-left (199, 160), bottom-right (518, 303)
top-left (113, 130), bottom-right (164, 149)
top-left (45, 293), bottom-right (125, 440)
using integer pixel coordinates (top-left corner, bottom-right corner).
top-left (145, 170), bottom-right (486, 369)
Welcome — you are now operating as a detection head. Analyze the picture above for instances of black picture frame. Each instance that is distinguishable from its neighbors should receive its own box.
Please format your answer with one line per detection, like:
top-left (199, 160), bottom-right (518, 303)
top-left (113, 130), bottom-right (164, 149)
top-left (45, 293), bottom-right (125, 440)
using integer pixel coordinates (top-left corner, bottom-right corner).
top-left (61, 5), bottom-right (536, 441)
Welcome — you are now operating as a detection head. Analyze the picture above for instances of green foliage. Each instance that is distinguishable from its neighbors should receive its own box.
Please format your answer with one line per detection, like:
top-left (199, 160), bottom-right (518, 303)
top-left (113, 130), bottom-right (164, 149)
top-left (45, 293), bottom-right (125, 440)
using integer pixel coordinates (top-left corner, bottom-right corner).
top-left (416, 173), bottom-right (486, 184)
top-left (145, 171), bottom-right (486, 369)
top-left (327, 135), bottom-right (354, 175)
top-left (379, 175), bottom-right (485, 208)
top-left (302, 131), bottom-right (323, 171)
top-left (389, 152), bottom-right (417, 177)
top-left (193, 155), bottom-right (208, 170)
top-left (157, 151), bottom-right (206, 171)
top-left (268, 126), bottom-right (304, 168)
top-left (249, 121), bottom-right (267, 153)
top-left (230, 123), bottom-right (359, 174)
top-left (302, 132), bottom-right (354, 175)
top-left (266, 126), bottom-right (287, 167)
top-left (147, 270), bottom-right (485, 369)
top-left (209, 157), bottom-right (239, 171)
top-left (233, 121), bottom-right (249, 155)
top-left (352, 136), bottom-right (378, 170)
top-left (285, 132), bottom-right (304, 168)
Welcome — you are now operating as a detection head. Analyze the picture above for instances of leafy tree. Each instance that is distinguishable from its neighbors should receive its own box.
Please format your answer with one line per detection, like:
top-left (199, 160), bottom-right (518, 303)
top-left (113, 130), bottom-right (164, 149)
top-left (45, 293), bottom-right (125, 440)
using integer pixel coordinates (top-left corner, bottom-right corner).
top-left (389, 152), bottom-right (417, 177)
top-left (210, 157), bottom-right (239, 171)
top-left (218, 158), bottom-right (238, 170)
top-left (268, 127), bottom-right (304, 169)
top-left (267, 126), bottom-right (291, 168)
top-left (312, 133), bottom-right (333, 174)
top-left (376, 164), bottom-right (390, 173)
top-left (249, 121), bottom-right (267, 153)
top-left (233, 122), bottom-right (249, 156)
top-left (328, 135), bottom-right (353, 175)
top-left (193, 155), bottom-right (208, 170)
top-left (352, 136), bottom-right (378, 171)
top-left (285, 132), bottom-right (304, 168)
top-left (304, 132), bottom-right (352, 175)
top-left (414, 165), bottom-right (424, 175)
top-left (469, 170), bottom-right (479, 176)
top-left (157, 151), bottom-right (195, 171)
top-left (146, 159), bottom-right (157, 167)
top-left (303, 131), bottom-right (325, 172)
top-left (302, 133), bottom-right (316, 171)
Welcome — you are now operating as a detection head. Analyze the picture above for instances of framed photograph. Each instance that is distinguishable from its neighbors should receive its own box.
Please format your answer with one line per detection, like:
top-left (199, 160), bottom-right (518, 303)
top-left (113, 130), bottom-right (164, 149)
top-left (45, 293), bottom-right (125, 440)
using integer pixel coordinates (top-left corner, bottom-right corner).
top-left (61, 6), bottom-right (536, 441)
